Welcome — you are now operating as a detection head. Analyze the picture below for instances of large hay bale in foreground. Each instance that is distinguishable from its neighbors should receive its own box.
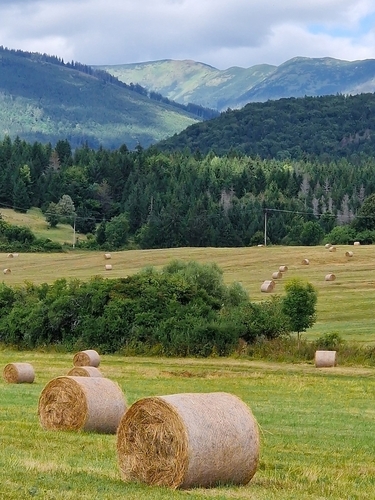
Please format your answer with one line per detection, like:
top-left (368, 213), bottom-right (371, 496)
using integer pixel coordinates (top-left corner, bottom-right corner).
top-left (3, 362), bottom-right (35, 383)
top-left (38, 376), bottom-right (126, 433)
top-left (67, 366), bottom-right (103, 377)
top-left (73, 349), bottom-right (100, 367)
top-left (261, 280), bottom-right (275, 293)
top-left (315, 350), bottom-right (337, 368)
top-left (117, 392), bottom-right (260, 489)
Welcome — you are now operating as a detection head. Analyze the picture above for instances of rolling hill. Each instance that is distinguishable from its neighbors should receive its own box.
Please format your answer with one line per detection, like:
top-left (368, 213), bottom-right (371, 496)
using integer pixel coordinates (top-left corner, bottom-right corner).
top-left (0, 47), bottom-right (199, 149)
top-left (99, 57), bottom-right (375, 111)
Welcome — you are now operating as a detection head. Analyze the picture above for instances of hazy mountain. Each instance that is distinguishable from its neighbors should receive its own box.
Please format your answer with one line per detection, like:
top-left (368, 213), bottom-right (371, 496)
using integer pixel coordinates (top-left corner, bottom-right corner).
top-left (0, 47), bottom-right (199, 149)
top-left (99, 57), bottom-right (375, 111)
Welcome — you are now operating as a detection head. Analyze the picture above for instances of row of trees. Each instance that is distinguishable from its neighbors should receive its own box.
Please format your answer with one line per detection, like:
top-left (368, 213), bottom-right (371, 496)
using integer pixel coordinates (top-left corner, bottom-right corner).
top-left (2, 136), bottom-right (375, 250)
top-left (0, 261), bottom-right (317, 355)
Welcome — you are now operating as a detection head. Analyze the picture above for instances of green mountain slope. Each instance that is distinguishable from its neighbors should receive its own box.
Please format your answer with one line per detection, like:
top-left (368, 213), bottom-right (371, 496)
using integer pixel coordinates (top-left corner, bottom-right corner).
top-left (157, 92), bottom-right (375, 159)
top-left (99, 57), bottom-right (375, 111)
top-left (97, 59), bottom-right (275, 111)
top-left (0, 48), bottom-right (199, 149)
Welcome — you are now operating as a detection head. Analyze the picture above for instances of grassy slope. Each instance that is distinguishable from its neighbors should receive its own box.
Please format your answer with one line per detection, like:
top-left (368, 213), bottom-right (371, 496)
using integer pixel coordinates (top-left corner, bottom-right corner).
top-left (0, 53), bottom-right (198, 149)
top-left (1, 352), bottom-right (374, 499)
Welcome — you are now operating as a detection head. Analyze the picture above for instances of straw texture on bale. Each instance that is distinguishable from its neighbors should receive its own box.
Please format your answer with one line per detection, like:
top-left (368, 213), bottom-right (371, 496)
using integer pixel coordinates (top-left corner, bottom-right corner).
top-left (117, 392), bottom-right (259, 489)
top-left (325, 273), bottom-right (336, 281)
top-left (3, 268), bottom-right (11, 274)
top-left (67, 366), bottom-right (103, 377)
top-left (271, 271), bottom-right (282, 279)
top-left (345, 251), bottom-right (353, 257)
top-left (3, 362), bottom-right (35, 383)
top-left (279, 265), bottom-right (288, 272)
top-left (73, 349), bottom-right (100, 367)
top-left (354, 241), bottom-right (361, 246)
top-left (261, 280), bottom-right (275, 293)
top-left (104, 253), bottom-right (112, 259)
top-left (315, 350), bottom-right (337, 368)
top-left (38, 376), bottom-right (126, 433)
top-left (329, 246), bottom-right (336, 252)
top-left (301, 258), bottom-right (310, 265)
top-left (105, 264), bottom-right (113, 270)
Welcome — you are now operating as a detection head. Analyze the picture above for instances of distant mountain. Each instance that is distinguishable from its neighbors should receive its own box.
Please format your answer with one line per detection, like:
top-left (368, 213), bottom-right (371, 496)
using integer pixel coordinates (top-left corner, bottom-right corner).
top-left (0, 47), bottom-right (200, 149)
top-left (99, 57), bottom-right (375, 111)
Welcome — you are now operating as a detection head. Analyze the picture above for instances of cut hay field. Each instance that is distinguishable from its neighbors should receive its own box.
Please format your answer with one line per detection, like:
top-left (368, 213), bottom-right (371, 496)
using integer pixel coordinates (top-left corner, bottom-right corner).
top-left (1, 243), bottom-right (375, 343)
top-left (1, 352), bottom-right (374, 499)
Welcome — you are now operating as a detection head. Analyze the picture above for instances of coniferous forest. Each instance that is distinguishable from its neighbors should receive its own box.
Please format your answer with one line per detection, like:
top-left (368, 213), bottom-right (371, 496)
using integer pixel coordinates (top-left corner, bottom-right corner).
top-left (2, 133), bottom-right (375, 251)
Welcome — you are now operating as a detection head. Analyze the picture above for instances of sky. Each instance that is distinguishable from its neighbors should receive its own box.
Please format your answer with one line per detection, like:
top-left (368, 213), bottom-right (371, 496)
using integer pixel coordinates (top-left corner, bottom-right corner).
top-left (1, 0), bottom-right (375, 69)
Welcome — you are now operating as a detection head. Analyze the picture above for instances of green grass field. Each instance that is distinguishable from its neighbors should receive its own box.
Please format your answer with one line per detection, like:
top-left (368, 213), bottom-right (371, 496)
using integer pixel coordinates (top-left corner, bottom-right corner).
top-left (1, 352), bottom-right (374, 499)
top-left (1, 243), bottom-right (374, 343)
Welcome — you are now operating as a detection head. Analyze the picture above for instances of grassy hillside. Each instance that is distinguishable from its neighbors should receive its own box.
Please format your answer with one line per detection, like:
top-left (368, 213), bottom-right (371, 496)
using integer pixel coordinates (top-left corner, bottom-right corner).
top-left (99, 57), bottom-right (375, 111)
top-left (0, 49), bottom-right (198, 149)
top-left (1, 244), bottom-right (374, 343)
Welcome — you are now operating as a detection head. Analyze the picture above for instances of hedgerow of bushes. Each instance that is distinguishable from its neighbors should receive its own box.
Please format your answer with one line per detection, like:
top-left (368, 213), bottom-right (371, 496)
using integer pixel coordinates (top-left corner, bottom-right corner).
top-left (0, 260), bottom-right (290, 356)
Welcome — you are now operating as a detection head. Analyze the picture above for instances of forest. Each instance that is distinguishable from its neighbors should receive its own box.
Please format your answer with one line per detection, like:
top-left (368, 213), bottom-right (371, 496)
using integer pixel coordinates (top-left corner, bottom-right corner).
top-left (1, 134), bottom-right (375, 251)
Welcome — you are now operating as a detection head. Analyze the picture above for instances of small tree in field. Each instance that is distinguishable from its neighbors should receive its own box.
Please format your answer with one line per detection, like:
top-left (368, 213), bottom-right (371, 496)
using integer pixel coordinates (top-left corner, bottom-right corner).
top-left (282, 278), bottom-right (317, 346)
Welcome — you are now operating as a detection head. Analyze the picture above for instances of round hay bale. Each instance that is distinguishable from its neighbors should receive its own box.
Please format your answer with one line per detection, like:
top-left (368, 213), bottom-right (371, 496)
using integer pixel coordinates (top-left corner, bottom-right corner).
top-left (315, 350), bottom-right (337, 368)
top-left (279, 265), bottom-right (288, 272)
top-left (301, 258), bottom-right (310, 265)
top-left (3, 362), bottom-right (35, 383)
top-left (7, 253), bottom-right (14, 258)
top-left (353, 241), bottom-right (361, 246)
top-left (345, 251), bottom-right (353, 257)
top-left (271, 271), bottom-right (282, 279)
top-left (324, 243), bottom-right (331, 249)
top-left (117, 392), bottom-right (259, 489)
top-left (257, 244), bottom-right (264, 247)
top-left (325, 273), bottom-right (336, 281)
top-left (73, 349), bottom-right (100, 367)
top-left (105, 264), bottom-right (113, 270)
top-left (3, 268), bottom-right (11, 274)
top-left (261, 280), bottom-right (275, 293)
top-left (38, 376), bottom-right (126, 433)
top-left (67, 366), bottom-right (103, 377)
top-left (329, 246), bottom-right (336, 252)
top-left (104, 253), bottom-right (112, 259)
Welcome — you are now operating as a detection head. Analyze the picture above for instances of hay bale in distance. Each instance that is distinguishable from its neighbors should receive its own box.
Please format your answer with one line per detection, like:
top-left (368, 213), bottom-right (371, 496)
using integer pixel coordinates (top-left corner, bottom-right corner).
top-left (73, 349), bottom-right (100, 367)
top-left (324, 243), bottom-right (331, 249)
top-left (271, 271), bottom-right (282, 279)
top-left (279, 265), bottom-right (288, 272)
top-left (105, 264), bottom-right (113, 270)
top-left (329, 246), bottom-right (336, 252)
top-left (3, 268), bottom-right (11, 274)
top-left (104, 253), bottom-right (112, 259)
top-left (67, 366), bottom-right (103, 377)
top-left (315, 350), bottom-right (337, 368)
top-left (7, 253), bottom-right (14, 258)
top-left (38, 376), bottom-right (126, 433)
top-left (325, 273), bottom-right (336, 281)
top-left (261, 280), bottom-right (275, 293)
top-left (301, 258), bottom-right (310, 265)
top-left (3, 362), bottom-right (35, 383)
top-left (345, 251), bottom-right (353, 257)
top-left (354, 241), bottom-right (361, 246)
top-left (117, 392), bottom-right (259, 489)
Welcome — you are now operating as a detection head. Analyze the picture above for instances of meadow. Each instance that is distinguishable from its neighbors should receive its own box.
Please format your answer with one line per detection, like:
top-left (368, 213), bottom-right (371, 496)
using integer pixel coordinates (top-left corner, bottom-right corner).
top-left (1, 351), bottom-right (375, 499)
top-left (1, 242), bottom-right (375, 343)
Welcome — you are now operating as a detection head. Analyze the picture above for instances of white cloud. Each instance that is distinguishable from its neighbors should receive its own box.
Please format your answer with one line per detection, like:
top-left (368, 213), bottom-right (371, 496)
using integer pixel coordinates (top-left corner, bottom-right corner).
top-left (0, 0), bottom-right (374, 68)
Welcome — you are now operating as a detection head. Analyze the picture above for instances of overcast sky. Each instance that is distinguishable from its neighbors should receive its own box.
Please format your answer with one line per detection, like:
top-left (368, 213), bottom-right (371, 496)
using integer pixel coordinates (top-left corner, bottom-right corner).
top-left (1, 0), bottom-right (374, 69)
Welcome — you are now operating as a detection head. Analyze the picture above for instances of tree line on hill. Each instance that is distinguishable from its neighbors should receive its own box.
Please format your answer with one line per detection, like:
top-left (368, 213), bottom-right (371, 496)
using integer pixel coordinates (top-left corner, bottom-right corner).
top-left (2, 135), bottom-right (375, 251)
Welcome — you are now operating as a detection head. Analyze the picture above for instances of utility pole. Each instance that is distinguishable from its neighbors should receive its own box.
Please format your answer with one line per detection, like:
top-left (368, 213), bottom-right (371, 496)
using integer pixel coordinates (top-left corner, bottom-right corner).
top-left (72, 214), bottom-right (76, 248)
top-left (264, 209), bottom-right (267, 246)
